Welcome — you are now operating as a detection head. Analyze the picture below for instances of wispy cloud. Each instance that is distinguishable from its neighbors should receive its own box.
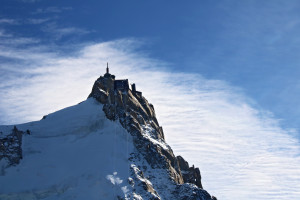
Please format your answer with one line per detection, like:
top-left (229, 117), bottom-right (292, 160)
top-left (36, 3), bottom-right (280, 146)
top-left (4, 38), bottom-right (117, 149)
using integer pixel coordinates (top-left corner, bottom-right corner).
top-left (0, 18), bottom-right (19, 25)
top-left (0, 17), bottom-right (54, 26)
top-left (32, 7), bottom-right (72, 14)
top-left (21, 0), bottom-right (41, 3)
top-left (26, 18), bottom-right (51, 24)
top-left (41, 22), bottom-right (90, 40)
top-left (0, 30), bottom-right (40, 49)
top-left (0, 29), bottom-right (10, 37)
top-left (0, 37), bottom-right (299, 200)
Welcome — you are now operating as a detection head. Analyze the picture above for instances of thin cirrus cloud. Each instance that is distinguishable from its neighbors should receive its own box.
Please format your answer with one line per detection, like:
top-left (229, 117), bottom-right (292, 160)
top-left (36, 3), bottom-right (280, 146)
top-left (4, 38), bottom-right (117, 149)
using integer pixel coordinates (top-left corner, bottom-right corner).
top-left (0, 17), bottom-right (53, 26)
top-left (0, 36), bottom-right (300, 200)
top-left (27, 18), bottom-right (51, 24)
top-left (41, 22), bottom-right (90, 40)
top-left (21, 0), bottom-right (40, 3)
top-left (0, 18), bottom-right (19, 25)
top-left (32, 7), bottom-right (73, 14)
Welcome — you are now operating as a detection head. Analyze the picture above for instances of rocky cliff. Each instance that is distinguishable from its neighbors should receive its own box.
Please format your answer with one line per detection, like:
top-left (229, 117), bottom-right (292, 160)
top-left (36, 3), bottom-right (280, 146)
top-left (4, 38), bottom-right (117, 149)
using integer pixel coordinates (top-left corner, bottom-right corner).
top-left (88, 71), bottom-right (216, 200)
top-left (0, 126), bottom-right (24, 169)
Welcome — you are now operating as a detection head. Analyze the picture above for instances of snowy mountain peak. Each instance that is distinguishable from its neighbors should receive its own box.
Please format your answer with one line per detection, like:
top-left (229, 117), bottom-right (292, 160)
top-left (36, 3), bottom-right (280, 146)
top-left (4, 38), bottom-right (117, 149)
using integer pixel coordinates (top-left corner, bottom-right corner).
top-left (0, 70), bottom-right (216, 200)
top-left (87, 71), bottom-right (216, 199)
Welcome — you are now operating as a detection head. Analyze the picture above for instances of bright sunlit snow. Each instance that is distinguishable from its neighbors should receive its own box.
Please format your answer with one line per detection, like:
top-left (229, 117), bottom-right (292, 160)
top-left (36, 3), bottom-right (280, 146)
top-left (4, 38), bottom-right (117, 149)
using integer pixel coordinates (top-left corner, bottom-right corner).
top-left (0, 98), bottom-right (134, 199)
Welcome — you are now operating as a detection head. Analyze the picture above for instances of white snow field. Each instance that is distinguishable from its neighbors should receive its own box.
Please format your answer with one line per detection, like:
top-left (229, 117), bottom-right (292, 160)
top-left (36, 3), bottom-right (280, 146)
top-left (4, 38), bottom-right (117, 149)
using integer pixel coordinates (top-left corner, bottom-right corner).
top-left (0, 98), bottom-right (135, 200)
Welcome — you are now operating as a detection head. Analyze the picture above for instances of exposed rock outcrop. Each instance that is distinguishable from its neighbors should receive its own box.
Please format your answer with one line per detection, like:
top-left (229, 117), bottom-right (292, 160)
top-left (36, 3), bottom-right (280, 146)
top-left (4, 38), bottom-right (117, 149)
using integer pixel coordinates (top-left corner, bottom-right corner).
top-left (177, 155), bottom-right (203, 188)
top-left (88, 71), bottom-right (215, 199)
top-left (0, 126), bottom-right (24, 170)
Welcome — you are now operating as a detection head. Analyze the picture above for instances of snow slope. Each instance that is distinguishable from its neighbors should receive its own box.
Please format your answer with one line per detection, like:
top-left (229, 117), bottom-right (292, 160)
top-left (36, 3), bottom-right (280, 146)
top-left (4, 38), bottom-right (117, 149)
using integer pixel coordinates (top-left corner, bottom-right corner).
top-left (0, 98), bottom-right (135, 199)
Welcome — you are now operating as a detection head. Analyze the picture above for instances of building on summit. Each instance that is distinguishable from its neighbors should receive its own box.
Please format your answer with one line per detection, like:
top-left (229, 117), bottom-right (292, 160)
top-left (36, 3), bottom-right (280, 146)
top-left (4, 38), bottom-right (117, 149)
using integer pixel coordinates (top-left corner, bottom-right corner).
top-left (114, 79), bottom-right (129, 91)
top-left (131, 83), bottom-right (142, 97)
top-left (105, 63), bottom-right (142, 96)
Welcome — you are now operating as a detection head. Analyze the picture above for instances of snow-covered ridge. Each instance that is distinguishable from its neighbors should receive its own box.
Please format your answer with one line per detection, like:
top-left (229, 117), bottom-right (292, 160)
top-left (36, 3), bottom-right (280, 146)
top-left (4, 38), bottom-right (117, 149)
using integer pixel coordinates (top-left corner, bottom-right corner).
top-left (0, 71), bottom-right (216, 199)
top-left (0, 99), bottom-right (135, 199)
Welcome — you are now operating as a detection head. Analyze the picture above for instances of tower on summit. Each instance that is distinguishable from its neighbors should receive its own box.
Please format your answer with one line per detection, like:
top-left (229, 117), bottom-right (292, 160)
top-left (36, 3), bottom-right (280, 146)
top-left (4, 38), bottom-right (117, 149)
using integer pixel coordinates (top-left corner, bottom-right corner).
top-left (104, 62), bottom-right (115, 79)
top-left (106, 62), bottom-right (109, 74)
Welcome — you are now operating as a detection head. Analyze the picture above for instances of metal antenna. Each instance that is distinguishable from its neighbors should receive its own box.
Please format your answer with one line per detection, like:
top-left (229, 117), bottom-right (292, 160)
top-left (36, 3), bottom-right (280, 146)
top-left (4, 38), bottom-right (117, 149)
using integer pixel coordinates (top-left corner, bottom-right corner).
top-left (106, 62), bottom-right (109, 73)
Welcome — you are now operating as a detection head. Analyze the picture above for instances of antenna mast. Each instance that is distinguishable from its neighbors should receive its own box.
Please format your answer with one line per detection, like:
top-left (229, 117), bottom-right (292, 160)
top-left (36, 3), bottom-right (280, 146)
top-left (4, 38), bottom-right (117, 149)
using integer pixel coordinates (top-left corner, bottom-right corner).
top-left (106, 62), bottom-right (109, 74)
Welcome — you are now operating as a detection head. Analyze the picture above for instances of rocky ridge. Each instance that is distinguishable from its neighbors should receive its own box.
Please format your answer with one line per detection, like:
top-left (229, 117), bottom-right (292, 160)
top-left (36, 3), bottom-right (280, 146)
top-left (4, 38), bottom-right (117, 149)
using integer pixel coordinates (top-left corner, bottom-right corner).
top-left (88, 70), bottom-right (216, 200)
top-left (0, 126), bottom-right (25, 171)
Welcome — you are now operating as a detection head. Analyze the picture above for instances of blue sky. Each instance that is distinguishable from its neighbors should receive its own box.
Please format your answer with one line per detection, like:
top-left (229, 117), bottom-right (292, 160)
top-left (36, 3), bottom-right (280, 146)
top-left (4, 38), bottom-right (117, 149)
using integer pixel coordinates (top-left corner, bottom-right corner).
top-left (1, 0), bottom-right (300, 130)
top-left (1, 1), bottom-right (300, 199)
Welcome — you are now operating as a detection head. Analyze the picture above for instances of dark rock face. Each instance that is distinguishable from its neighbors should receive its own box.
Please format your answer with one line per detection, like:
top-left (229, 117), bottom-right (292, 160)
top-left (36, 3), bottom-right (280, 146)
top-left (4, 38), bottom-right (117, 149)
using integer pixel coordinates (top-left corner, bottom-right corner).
top-left (88, 72), bottom-right (215, 199)
top-left (177, 156), bottom-right (203, 188)
top-left (0, 126), bottom-right (23, 169)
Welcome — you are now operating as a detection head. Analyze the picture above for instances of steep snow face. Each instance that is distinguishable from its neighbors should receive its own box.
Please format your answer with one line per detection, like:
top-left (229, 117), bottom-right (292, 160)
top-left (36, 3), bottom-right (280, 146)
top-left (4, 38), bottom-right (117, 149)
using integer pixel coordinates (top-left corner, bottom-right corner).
top-left (0, 98), bottom-right (135, 199)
